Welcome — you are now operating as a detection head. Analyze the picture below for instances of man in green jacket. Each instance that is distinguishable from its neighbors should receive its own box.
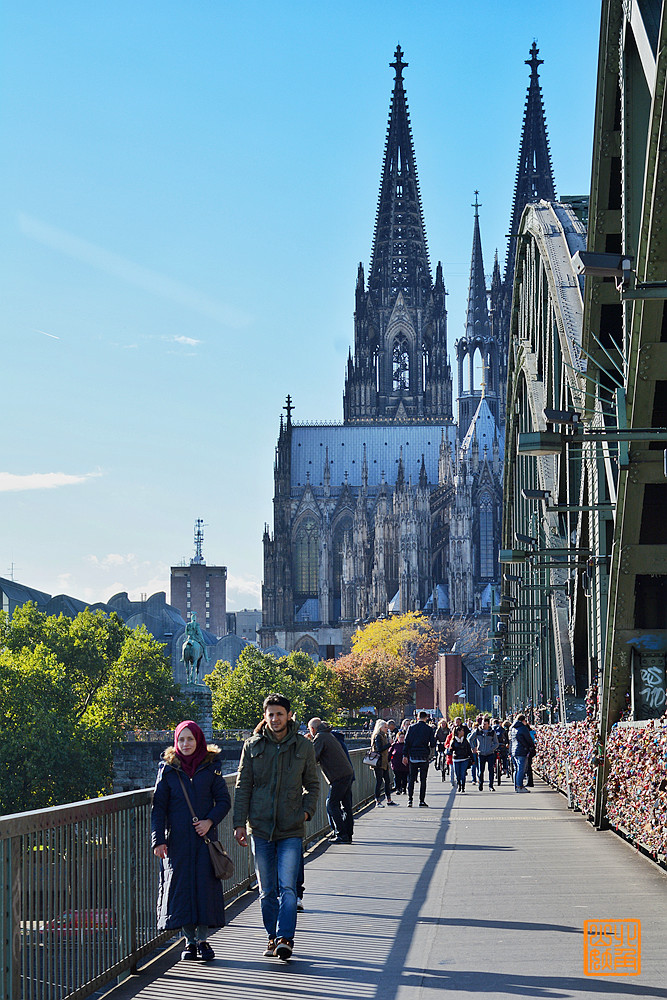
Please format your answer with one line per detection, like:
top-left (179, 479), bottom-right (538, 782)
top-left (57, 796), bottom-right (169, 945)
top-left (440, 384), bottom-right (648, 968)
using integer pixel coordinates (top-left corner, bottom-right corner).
top-left (233, 693), bottom-right (319, 962)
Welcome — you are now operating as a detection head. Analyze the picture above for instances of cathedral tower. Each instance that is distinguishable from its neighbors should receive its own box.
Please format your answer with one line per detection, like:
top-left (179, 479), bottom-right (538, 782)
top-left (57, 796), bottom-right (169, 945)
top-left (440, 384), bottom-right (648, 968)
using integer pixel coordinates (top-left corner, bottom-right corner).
top-left (456, 194), bottom-right (502, 439)
top-left (343, 46), bottom-right (452, 425)
top-left (495, 42), bottom-right (557, 398)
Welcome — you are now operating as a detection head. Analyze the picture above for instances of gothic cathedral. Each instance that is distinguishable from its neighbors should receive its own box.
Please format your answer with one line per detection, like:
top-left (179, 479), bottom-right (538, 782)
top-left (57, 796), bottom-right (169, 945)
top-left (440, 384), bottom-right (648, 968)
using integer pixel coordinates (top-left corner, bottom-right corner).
top-left (261, 45), bottom-right (556, 659)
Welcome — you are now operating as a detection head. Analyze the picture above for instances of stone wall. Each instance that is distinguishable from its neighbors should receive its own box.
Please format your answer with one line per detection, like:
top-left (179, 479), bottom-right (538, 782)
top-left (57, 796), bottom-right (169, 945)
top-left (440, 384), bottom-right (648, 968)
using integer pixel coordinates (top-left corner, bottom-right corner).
top-left (113, 738), bottom-right (246, 793)
top-left (113, 734), bottom-right (372, 793)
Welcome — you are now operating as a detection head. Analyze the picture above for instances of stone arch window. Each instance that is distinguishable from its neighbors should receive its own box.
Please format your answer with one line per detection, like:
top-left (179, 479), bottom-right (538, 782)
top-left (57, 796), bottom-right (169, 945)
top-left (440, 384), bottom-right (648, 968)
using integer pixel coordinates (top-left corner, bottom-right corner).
top-left (392, 334), bottom-right (410, 391)
top-left (479, 492), bottom-right (495, 578)
top-left (293, 515), bottom-right (319, 597)
top-left (332, 516), bottom-right (353, 597)
top-left (295, 635), bottom-right (319, 659)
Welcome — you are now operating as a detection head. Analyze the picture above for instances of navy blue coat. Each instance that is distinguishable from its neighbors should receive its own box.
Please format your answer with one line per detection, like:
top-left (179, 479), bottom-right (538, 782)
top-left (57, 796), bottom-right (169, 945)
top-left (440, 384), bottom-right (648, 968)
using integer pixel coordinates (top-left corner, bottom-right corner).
top-left (151, 746), bottom-right (232, 930)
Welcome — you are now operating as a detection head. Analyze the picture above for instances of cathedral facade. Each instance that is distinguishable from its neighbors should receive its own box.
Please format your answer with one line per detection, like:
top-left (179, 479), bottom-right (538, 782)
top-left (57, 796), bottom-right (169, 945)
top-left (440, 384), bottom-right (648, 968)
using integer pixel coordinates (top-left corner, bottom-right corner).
top-left (261, 45), bottom-right (554, 659)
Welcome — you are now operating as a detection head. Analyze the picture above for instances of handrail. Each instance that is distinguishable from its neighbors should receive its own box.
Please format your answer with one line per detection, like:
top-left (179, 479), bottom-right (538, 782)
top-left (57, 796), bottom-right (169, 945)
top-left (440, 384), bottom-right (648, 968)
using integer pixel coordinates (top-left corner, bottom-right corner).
top-left (0, 747), bottom-right (374, 1000)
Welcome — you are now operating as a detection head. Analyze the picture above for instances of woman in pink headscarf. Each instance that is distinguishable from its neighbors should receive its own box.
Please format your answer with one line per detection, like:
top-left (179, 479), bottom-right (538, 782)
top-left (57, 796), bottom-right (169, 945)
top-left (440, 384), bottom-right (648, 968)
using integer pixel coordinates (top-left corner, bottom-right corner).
top-left (151, 721), bottom-right (231, 962)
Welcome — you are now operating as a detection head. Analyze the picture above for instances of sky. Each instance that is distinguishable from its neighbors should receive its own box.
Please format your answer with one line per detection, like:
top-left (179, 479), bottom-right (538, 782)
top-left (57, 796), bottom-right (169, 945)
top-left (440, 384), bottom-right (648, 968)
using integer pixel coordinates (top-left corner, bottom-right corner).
top-left (1, 1), bottom-right (602, 612)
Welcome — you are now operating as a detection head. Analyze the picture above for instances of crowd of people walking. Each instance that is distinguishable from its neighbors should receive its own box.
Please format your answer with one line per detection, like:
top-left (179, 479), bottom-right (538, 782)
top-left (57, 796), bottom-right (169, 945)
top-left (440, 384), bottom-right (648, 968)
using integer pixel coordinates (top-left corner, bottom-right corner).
top-left (150, 703), bottom-right (538, 966)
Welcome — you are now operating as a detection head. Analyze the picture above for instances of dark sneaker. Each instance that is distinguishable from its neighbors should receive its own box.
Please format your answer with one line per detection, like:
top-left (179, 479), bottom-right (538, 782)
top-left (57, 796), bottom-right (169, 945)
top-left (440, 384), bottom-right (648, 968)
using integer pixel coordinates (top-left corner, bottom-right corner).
top-left (296, 898), bottom-right (305, 911)
top-left (419, 801), bottom-right (429, 808)
top-left (489, 786), bottom-right (495, 791)
top-left (386, 800), bottom-right (398, 806)
top-left (198, 941), bottom-right (214, 962)
top-left (407, 799), bottom-right (413, 807)
top-left (181, 943), bottom-right (198, 961)
top-left (263, 938), bottom-right (277, 957)
top-left (274, 938), bottom-right (293, 961)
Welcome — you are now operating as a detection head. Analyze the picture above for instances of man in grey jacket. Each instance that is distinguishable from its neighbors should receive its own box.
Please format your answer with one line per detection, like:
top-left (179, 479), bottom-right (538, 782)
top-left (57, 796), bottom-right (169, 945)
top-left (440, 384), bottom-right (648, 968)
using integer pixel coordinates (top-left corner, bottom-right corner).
top-left (308, 718), bottom-right (354, 844)
top-left (469, 715), bottom-right (499, 791)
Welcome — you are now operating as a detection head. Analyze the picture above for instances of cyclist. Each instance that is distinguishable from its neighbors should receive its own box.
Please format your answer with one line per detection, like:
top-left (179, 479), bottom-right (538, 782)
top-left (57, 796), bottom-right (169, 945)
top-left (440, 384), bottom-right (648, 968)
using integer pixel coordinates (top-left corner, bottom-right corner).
top-left (434, 718), bottom-right (449, 770)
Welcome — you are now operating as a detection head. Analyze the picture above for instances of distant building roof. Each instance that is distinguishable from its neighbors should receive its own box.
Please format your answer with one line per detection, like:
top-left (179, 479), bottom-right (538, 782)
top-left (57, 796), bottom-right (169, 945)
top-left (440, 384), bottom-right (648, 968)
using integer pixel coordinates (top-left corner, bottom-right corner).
top-left (263, 644), bottom-right (289, 658)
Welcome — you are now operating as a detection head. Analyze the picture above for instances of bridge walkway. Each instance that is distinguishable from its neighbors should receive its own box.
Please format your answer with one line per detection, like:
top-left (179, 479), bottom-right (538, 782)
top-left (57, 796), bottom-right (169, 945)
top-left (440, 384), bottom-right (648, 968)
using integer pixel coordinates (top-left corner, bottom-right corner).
top-left (105, 775), bottom-right (667, 1000)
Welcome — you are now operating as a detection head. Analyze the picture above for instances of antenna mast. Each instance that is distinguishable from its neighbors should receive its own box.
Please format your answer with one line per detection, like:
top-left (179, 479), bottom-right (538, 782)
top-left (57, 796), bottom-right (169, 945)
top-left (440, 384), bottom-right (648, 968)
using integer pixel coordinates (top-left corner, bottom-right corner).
top-left (192, 519), bottom-right (206, 565)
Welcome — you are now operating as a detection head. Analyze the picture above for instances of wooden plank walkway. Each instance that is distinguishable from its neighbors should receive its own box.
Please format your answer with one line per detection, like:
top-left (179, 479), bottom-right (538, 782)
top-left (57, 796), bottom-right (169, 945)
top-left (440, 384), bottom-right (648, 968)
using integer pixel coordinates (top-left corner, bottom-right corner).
top-left (105, 774), bottom-right (667, 1000)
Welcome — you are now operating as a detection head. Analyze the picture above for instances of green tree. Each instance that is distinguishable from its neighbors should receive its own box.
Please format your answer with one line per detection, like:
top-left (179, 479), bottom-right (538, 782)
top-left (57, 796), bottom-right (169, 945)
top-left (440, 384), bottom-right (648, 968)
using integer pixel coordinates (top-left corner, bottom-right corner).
top-left (447, 702), bottom-right (480, 722)
top-left (205, 646), bottom-right (340, 729)
top-left (206, 647), bottom-right (301, 729)
top-left (0, 605), bottom-right (195, 814)
top-left (92, 626), bottom-right (195, 730)
top-left (0, 645), bottom-right (113, 812)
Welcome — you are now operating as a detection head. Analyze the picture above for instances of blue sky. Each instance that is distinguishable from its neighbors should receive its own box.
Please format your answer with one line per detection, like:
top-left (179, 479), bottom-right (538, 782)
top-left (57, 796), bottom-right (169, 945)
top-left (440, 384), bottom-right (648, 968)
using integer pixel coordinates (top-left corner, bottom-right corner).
top-left (1, 1), bottom-right (602, 611)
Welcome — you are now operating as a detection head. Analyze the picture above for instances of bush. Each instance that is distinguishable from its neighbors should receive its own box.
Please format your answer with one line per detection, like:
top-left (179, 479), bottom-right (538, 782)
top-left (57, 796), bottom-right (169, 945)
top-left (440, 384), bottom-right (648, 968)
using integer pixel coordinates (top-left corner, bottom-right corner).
top-left (447, 702), bottom-right (479, 722)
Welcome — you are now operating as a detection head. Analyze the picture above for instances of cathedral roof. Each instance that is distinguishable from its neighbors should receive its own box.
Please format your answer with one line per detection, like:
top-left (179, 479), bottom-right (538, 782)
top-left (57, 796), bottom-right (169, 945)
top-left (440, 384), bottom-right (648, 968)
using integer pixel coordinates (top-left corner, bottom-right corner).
top-left (368, 45), bottom-right (431, 305)
top-left (460, 395), bottom-right (503, 459)
top-left (290, 423), bottom-right (457, 491)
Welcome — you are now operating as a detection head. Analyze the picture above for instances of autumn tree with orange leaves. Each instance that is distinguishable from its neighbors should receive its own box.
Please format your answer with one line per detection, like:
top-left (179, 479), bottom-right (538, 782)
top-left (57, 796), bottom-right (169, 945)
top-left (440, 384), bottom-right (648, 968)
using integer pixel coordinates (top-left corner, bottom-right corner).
top-left (332, 612), bottom-right (434, 714)
top-left (331, 612), bottom-right (489, 715)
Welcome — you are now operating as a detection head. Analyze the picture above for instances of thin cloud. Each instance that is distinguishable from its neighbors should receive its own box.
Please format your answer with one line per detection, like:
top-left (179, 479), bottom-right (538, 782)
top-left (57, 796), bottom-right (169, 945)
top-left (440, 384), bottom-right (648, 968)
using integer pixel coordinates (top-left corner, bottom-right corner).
top-left (171, 335), bottom-right (201, 346)
top-left (0, 471), bottom-right (101, 492)
top-left (88, 553), bottom-right (137, 569)
top-left (19, 213), bottom-right (251, 329)
top-left (35, 328), bottom-right (60, 340)
top-left (226, 573), bottom-right (262, 603)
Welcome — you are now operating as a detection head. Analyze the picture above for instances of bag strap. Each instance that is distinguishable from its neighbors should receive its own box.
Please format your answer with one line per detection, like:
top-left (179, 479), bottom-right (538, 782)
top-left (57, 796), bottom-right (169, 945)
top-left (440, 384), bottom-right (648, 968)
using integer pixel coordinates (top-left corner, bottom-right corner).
top-left (176, 772), bottom-right (198, 820)
top-left (177, 771), bottom-right (218, 847)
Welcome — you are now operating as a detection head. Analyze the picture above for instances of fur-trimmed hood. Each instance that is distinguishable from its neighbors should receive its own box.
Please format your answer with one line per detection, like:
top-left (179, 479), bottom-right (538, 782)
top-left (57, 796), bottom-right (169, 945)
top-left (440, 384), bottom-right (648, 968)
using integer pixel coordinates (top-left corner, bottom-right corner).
top-left (161, 745), bottom-right (222, 770)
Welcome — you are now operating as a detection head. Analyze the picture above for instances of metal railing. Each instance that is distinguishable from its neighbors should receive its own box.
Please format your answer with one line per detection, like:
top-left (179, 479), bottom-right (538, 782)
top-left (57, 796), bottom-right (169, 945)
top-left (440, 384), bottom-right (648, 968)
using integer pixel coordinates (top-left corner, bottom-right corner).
top-left (0, 747), bottom-right (374, 1000)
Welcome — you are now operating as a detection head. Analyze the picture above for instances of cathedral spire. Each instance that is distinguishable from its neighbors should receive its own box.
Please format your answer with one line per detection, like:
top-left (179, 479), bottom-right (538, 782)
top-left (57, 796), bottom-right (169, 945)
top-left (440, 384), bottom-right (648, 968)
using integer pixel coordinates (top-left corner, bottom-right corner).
top-left (368, 45), bottom-right (431, 307)
top-left (505, 42), bottom-right (556, 285)
top-left (465, 192), bottom-right (491, 345)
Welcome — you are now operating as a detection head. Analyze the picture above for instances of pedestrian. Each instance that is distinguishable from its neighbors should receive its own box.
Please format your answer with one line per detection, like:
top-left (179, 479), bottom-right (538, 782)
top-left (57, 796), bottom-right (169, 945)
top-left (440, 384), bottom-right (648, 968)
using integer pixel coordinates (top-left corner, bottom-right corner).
top-left (453, 715), bottom-right (470, 736)
top-left (493, 718), bottom-right (510, 776)
top-left (308, 717), bottom-right (355, 844)
top-left (525, 722), bottom-right (536, 787)
top-left (450, 725), bottom-right (473, 792)
top-left (403, 710), bottom-right (436, 807)
top-left (468, 715), bottom-right (483, 785)
top-left (443, 725), bottom-right (457, 787)
top-left (510, 713), bottom-right (534, 792)
top-left (387, 719), bottom-right (398, 742)
top-left (371, 719), bottom-right (397, 807)
top-left (469, 715), bottom-right (499, 791)
top-left (388, 730), bottom-right (409, 794)
top-left (151, 720), bottom-right (232, 963)
top-left (233, 694), bottom-right (320, 961)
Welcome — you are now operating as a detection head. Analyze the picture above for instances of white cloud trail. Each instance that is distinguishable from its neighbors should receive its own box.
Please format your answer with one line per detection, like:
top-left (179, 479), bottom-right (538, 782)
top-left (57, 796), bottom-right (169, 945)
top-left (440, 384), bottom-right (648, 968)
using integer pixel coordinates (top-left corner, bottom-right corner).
top-left (19, 213), bottom-right (251, 329)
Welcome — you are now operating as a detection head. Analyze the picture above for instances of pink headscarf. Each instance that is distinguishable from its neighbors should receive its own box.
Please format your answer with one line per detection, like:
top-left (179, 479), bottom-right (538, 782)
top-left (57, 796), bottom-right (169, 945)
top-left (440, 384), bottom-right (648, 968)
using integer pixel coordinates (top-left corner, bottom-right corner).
top-left (173, 720), bottom-right (208, 777)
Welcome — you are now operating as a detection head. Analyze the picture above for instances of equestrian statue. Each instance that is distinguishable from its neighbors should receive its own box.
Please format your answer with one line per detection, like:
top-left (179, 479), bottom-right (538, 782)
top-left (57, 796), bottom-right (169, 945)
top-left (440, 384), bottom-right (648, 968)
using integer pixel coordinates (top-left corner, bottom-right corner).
top-left (181, 613), bottom-right (209, 685)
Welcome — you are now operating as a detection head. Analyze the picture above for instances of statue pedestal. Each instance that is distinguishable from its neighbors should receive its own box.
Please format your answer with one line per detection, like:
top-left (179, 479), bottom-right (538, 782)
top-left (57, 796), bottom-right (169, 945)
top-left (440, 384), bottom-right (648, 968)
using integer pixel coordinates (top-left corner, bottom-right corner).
top-left (184, 684), bottom-right (213, 741)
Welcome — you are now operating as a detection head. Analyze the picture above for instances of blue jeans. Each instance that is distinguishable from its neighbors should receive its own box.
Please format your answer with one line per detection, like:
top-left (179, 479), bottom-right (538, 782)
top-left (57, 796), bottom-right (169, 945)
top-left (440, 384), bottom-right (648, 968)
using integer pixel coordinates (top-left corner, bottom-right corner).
top-left (513, 754), bottom-right (528, 790)
top-left (471, 754), bottom-right (478, 782)
top-left (251, 836), bottom-right (302, 941)
top-left (453, 759), bottom-right (468, 787)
